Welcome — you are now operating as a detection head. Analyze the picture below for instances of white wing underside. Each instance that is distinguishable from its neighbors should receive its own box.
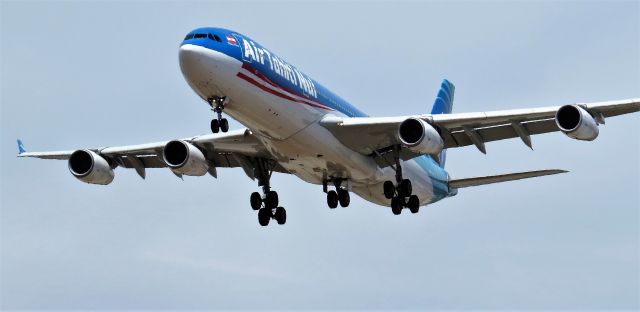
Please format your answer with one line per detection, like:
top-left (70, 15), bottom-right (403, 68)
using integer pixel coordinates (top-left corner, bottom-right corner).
top-left (320, 98), bottom-right (640, 165)
top-left (18, 98), bottom-right (639, 174)
top-left (18, 129), bottom-right (288, 176)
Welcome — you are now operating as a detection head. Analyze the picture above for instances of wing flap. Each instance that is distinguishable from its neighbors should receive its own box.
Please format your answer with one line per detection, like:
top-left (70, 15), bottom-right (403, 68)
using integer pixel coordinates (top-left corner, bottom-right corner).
top-left (446, 118), bottom-right (558, 148)
top-left (449, 169), bottom-right (567, 188)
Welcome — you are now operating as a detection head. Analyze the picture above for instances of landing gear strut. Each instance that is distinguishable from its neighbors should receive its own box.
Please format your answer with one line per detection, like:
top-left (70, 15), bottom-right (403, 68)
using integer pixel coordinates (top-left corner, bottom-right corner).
top-left (384, 145), bottom-right (420, 215)
top-left (324, 178), bottom-right (350, 209)
top-left (250, 158), bottom-right (286, 226)
top-left (208, 96), bottom-right (229, 133)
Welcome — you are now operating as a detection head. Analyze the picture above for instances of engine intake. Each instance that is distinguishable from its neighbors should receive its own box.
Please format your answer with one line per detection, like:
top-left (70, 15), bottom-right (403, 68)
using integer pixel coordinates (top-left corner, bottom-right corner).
top-left (162, 140), bottom-right (209, 176)
top-left (555, 105), bottom-right (599, 141)
top-left (398, 118), bottom-right (444, 154)
top-left (68, 150), bottom-right (114, 185)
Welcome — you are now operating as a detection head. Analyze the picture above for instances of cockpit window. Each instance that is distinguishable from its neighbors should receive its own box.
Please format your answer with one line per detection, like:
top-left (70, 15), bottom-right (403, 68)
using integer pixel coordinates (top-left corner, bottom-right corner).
top-left (184, 32), bottom-right (222, 42)
top-left (208, 33), bottom-right (222, 42)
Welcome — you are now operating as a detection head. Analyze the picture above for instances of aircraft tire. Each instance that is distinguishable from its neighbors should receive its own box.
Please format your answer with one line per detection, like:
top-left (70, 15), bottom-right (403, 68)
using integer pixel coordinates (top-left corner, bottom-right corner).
top-left (265, 191), bottom-right (278, 208)
top-left (399, 179), bottom-right (412, 197)
top-left (383, 181), bottom-right (395, 199)
top-left (250, 192), bottom-right (262, 210)
top-left (258, 208), bottom-right (271, 226)
top-left (275, 207), bottom-right (286, 225)
top-left (211, 119), bottom-right (220, 133)
top-left (327, 190), bottom-right (338, 208)
top-left (220, 118), bottom-right (229, 132)
top-left (338, 189), bottom-right (350, 207)
top-left (391, 197), bottom-right (403, 215)
top-left (408, 195), bottom-right (419, 213)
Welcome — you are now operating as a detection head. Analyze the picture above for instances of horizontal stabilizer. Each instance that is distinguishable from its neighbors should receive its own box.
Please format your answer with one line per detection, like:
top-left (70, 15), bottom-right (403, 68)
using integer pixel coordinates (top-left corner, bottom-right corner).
top-left (449, 169), bottom-right (567, 188)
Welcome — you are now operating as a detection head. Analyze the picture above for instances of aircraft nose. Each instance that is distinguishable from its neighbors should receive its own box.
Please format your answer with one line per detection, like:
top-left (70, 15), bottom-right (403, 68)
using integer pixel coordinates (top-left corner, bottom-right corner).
top-left (179, 43), bottom-right (241, 99)
top-left (179, 44), bottom-right (202, 75)
top-left (179, 42), bottom-right (241, 78)
top-left (179, 44), bottom-right (216, 86)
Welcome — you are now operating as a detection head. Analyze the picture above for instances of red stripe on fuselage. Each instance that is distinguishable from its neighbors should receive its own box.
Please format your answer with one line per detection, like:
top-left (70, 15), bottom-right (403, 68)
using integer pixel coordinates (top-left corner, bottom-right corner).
top-left (236, 72), bottom-right (333, 111)
top-left (240, 63), bottom-right (329, 109)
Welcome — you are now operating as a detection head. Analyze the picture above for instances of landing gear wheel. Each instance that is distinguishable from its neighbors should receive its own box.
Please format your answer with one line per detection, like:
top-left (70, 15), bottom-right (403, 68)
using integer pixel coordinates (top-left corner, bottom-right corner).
top-left (338, 189), bottom-right (350, 207)
top-left (265, 190), bottom-right (279, 209)
top-left (408, 195), bottom-right (419, 214)
top-left (250, 192), bottom-right (262, 210)
top-left (258, 208), bottom-right (271, 226)
top-left (327, 190), bottom-right (338, 209)
top-left (383, 181), bottom-right (395, 199)
top-left (274, 207), bottom-right (287, 225)
top-left (399, 179), bottom-right (412, 197)
top-left (219, 118), bottom-right (229, 132)
top-left (210, 119), bottom-right (220, 133)
top-left (391, 197), bottom-right (403, 215)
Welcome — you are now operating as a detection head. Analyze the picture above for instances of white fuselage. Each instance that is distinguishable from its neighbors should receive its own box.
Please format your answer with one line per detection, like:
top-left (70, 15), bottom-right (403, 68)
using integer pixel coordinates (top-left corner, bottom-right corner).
top-left (179, 44), bottom-right (436, 206)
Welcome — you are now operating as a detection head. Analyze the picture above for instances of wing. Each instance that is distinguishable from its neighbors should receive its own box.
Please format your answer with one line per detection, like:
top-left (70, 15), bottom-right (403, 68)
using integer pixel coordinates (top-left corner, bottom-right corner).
top-left (18, 128), bottom-right (288, 179)
top-left (320, 98), bottom-right (640, 164)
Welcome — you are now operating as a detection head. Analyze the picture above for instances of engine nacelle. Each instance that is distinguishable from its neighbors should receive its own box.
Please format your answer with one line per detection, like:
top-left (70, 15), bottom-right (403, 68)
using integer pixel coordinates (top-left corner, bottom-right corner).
top-left (398, 117), bottom-right (444, 154)
top-left (162, 140), bottom-right (209, 176)
top-left (68, 150), bottom-right (115, 185)
top-left (555, 105), bottom-right (599, 141)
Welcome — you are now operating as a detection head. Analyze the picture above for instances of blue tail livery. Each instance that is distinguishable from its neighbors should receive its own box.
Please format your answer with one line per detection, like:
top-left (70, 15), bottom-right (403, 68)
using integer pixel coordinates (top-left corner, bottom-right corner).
top-left (17, 139), bottom-right (26, 154)
top-left (431, 79), bottom-right (455, 167)
top-left (431, 79), bottom-right (455, 115)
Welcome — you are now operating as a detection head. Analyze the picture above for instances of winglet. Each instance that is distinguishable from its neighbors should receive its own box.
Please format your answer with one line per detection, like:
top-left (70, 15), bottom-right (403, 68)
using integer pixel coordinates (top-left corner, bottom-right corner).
top-left (17, 139), bottom-right (26, 154)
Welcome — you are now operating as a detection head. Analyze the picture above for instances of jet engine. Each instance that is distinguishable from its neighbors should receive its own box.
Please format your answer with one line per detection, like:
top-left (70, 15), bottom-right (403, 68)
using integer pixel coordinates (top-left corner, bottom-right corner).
top-left (398, 117), bottom-right (444, 154)
top-left (68, 150), bottom-right (115, 185)
top-left (555, 105), bottom-right (599, 141)
top-left (162, 140), bottom-right (209, 176)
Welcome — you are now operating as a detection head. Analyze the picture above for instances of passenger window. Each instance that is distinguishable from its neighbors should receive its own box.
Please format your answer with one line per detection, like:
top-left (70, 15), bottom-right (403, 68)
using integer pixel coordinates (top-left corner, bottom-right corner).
top-left (184, 34), bottom-right (195, 40)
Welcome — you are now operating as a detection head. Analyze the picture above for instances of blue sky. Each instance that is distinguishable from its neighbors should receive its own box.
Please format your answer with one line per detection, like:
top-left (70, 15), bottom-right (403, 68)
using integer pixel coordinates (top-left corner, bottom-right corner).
top-left (1, 1), bottom-right (638, 309)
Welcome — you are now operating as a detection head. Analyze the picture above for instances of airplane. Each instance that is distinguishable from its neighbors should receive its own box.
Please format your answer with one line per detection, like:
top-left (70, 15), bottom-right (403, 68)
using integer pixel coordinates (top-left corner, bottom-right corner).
top-left (17, 27), bottom-right (640, 226)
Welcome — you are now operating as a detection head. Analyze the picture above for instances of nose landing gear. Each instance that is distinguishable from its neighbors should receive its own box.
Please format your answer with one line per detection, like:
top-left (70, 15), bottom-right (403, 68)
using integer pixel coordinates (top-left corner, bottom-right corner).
top-left (251, 158), bottom-right (286, 226)
top-left (208, 96), bottom-right (229, 133)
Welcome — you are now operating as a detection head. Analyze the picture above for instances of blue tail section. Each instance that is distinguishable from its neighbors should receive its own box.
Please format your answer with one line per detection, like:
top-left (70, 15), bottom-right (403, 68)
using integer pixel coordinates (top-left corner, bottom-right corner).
top-left (17, 139), bottom-right (26, 154)
top-left (430, 79), bottom-right (455, 167)
top-left (431, 79), bottom-right (455, 115)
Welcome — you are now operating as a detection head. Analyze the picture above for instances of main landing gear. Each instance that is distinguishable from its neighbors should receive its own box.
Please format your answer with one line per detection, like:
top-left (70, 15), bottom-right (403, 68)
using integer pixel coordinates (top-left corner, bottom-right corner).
top-left (324, 178), bottom-right (350, 209)
top-left (384, 145), bottom-right (420, 215)
top-left (208, 96), bottom-right (229, 133)
top-left (250, 158), bottom-right (286, 226)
